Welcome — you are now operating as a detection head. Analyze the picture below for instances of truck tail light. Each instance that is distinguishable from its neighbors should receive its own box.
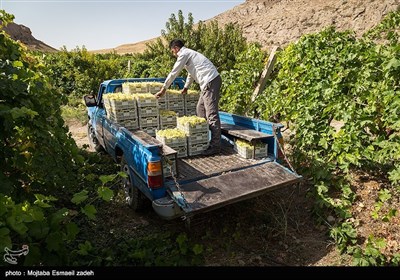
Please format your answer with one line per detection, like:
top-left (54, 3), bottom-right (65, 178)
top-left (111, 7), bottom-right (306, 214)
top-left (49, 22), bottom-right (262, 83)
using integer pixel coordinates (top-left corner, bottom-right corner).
top-left (147, 161), bottom-right (163, 189)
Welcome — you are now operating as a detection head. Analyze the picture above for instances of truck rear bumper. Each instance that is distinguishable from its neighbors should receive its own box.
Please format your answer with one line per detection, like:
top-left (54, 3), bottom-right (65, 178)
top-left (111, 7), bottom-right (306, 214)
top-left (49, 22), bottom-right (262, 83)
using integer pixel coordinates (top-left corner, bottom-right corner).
top-left (152, 197), bottom-right (183, 220)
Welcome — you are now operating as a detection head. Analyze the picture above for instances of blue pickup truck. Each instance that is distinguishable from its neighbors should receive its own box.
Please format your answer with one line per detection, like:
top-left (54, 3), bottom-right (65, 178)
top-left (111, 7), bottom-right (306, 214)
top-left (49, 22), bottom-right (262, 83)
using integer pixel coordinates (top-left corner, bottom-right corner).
top-left (84, 78), bottom-right (302, 220)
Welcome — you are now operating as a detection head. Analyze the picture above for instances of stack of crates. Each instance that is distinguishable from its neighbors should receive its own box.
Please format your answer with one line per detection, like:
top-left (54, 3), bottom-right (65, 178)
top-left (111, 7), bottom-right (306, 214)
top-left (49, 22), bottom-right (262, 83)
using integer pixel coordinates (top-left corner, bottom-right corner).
top-left (135, 93), bottom-right (159, 137)
top-left (159, 110), bottom-right (177, 129)
top-left (156, 128), bottom-right (188, 158)
top-left (184, 90), bottom-right (199, 116)
top-left (177, 116), bottom-right (209, 156)
top-left (103, 93), bottom-right (138, 131)
top-left (147, 82), bottom-right (167, 110)
top-left (166, 90), bottom-right (185, 117)
top-left (122, 82), bottom-right (148, 94)
top-left (234, 139), bottom-right (268, 159)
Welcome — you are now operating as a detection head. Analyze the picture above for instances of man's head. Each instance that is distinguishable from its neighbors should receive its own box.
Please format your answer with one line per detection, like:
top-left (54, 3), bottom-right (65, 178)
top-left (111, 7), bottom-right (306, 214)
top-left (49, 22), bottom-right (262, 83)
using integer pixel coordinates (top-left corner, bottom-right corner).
top-left (169, 39), bottom-right (184, 57)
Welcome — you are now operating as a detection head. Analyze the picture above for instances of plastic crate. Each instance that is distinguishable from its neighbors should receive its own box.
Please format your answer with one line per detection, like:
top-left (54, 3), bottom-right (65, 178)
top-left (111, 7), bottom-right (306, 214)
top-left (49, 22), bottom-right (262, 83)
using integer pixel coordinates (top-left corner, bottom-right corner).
top-left (188, 142), bottom-right (208, 156)
top-left (185, 91), bottom-right (200, 101)
top-left (174, 144), bottom-right (188, 158)
top-left (107, 110), bottom-right (138, 122)
top-left (254, 144), bottom-right (268, 159)
top-left (119, 119), bottom-right (139, 129)
top-left (185, 100), bottom-right (197, 108)
top-left (156, 134), bottom-right (186, 147)
top-left (184, 107), bottom-right (197, 116)
top-left (135, 95), bottom-right (158, 107)
top-left (108, 99), bottom-right (136, 110)
top-left (177, 120), bottom-right (208, 135)
top-left (159, 113), bottom-right (177, 126)
top-left (155, 94), bottom-right (167, 103)
top-left (234, 141), bottom-right (269, 159)
top-left (234, 143), bottom-right (254, 159)
top-left (160, 124), bottom-right (177, 130)
top-left (138, 106), bottom-right (159, 117)
top-left (167, 100), bottom-right (184, 109)
top-left (171, 108), bottom-right (184, 117)
top-left (139, 126), bottom-right (158, 137)
top-left (187, 131), bottom-right (209, 145)
top-left (167, 90), bottom-right (184, 101)
top-left (122, 82), bottom-right (148, 94)
top-left (157, 101), bottom-right (167, 110)
top-left (139, 115), bottom-right (159, 127)
top-left (147, 82), bottom-right (164, 94)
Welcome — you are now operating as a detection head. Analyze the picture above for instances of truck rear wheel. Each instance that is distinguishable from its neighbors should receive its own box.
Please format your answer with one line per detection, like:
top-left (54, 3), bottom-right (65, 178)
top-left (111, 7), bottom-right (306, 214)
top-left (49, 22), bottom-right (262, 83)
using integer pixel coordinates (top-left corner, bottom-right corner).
top-left (87, 123), bottom-right (103, 152)
top-left (121, 156), bottom-right (149, 211)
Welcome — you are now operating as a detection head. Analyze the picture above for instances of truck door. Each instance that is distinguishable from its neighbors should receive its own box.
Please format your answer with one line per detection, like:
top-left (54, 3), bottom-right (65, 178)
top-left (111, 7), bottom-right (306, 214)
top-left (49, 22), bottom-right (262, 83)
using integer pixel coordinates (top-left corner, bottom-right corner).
top-left (93, 85), bottom-right (107, 148)
top-left (103, 118), bottom-right (119, 156)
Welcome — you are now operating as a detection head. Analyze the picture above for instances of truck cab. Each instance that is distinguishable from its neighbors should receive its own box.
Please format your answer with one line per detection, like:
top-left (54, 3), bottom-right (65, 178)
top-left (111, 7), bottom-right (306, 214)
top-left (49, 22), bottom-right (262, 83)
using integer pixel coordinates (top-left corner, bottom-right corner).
top-left (84, 78), bottom-right (302, 220)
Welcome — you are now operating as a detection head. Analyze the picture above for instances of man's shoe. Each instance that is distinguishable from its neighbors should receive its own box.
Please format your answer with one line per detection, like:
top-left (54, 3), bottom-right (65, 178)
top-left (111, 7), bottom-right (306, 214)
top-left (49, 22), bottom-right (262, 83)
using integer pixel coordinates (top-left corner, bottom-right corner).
top-left (201, 146), bottom-right (220, 156)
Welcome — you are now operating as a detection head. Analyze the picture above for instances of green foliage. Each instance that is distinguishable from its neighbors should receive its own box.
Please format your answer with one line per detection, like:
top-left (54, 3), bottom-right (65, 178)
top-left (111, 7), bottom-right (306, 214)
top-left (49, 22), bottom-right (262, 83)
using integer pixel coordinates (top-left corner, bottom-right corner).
top-left (255, 10), bottom-right (400, 265)
top-left (0, 193), bottom-right (77, 265)
top-left (220, 43), bottom-right (266, 115)
top-left (364, 10), bottom-right (400, 46)
top-left (352, 235), bottom-right (387, 266)
top-left (0, 152), bottom-right (120, 265)
top-left (136, 10), bottom-right (247, 79)
top-left (61, 96), bottom-right (88, 124)
top-left (71, 232), bottom-right (204, 266)
top-left (44, 47), bottom-right (132, 97)
top-left (330, 221), bottom-right (357, 253)
top-left (0, 10), bottom-right (82, 197)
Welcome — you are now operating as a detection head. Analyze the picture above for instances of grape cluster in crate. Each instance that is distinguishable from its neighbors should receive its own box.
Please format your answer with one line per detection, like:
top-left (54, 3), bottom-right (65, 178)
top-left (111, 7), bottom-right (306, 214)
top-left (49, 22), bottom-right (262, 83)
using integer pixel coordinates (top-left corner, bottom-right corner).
top-left (156, 116), bottom-right (210, 158)
top-left (177, 116), bottom-right (209, 156)
top-left (234, 139), bottom-right (268, 159)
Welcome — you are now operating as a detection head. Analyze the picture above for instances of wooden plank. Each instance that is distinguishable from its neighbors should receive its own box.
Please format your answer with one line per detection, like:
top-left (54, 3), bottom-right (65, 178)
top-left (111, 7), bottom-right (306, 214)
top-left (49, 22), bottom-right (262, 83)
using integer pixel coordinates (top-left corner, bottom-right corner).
top-left (177, 162), bottom-right (301, 214)
top-left (251, 46), bottom-right (280, 102)
top-left (162, 144), bottom-right (177, 157)
top-left (221, 123), bottom-right (273, 142)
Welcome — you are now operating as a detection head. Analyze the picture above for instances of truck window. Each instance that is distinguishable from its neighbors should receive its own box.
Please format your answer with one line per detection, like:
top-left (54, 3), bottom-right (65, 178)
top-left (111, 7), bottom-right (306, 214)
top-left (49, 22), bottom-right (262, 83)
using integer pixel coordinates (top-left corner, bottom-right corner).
top-left (98, 85), bottom-right (107, 106)
top-left (114, 85), bottom-right (122, 93)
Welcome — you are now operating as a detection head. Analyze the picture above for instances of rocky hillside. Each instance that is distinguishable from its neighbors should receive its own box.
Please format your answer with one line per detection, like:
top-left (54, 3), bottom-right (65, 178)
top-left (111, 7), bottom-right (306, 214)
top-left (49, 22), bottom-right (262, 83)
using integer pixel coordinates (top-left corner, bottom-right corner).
top-left (209, 0), bottom-right (400, 51)
top-left (93, 0), bottom-right (399, 54)
top-left (2, 22), bottom-right (57, 52)
top-left (89, 38), bottom-right (156, 54)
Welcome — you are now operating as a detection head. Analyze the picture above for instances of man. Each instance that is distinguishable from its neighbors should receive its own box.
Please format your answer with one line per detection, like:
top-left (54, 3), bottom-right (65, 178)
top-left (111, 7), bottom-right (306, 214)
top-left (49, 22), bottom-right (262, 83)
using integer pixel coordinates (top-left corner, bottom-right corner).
top-left (155, 39), bottom-right (222, 156)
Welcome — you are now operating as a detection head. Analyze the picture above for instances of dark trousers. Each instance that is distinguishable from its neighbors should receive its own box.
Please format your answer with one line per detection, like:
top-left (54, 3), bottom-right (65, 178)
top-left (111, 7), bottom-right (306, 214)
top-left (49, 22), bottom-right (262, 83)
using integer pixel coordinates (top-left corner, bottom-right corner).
top-left (196, 75), bottom-right (222, 149)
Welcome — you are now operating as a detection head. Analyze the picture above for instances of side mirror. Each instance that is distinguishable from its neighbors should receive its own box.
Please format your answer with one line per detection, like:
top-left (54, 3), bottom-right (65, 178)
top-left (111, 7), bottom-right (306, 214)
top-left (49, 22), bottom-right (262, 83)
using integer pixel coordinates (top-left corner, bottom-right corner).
top-left (83, 94), bottom-right (97, 107)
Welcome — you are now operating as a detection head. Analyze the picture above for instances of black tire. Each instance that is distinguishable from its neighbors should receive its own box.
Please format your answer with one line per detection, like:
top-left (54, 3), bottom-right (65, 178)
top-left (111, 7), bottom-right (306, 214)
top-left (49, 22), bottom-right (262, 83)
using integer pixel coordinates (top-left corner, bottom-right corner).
top-left (121, 156), bottom-right (149, 211)
top-left (87, 123), bottom-right (103, 152)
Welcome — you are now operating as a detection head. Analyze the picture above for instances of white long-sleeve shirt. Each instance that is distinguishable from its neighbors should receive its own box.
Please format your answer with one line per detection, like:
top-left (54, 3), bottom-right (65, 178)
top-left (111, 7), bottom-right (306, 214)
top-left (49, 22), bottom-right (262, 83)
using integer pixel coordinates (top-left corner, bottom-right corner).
top-left (163, 47), bottom-right (219, 92)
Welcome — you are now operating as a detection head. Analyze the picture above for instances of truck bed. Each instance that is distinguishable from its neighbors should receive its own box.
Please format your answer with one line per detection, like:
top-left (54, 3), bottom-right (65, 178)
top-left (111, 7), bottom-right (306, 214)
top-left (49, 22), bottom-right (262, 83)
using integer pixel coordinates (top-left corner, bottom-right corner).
top-left (168, 144), bottom-right (269, 183)
top-left (164, 141), bottom-right (301, 215)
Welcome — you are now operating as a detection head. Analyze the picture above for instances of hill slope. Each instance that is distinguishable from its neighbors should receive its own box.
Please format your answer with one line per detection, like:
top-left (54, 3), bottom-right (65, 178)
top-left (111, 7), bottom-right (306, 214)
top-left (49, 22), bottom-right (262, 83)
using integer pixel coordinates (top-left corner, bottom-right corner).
top-left (92, 0), bottom-right (399, 54)
top-left (209, 0), bottom-right (400, 50)
top-left (2, 22), bottom-right (57, 52)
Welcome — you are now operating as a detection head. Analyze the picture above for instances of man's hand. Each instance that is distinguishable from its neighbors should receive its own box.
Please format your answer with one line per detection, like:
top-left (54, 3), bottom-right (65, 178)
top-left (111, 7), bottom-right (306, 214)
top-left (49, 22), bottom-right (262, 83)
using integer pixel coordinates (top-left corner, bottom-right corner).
top-left (181, 88), bottom-right (188, 95)
top-left (155, 88), bottom-right (166, 99)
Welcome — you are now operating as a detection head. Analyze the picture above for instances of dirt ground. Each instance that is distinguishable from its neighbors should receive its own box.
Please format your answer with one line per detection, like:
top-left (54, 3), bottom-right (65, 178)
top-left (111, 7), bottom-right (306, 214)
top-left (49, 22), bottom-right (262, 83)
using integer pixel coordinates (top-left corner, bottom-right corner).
top-left (67, 121), bottom-right (352, 266)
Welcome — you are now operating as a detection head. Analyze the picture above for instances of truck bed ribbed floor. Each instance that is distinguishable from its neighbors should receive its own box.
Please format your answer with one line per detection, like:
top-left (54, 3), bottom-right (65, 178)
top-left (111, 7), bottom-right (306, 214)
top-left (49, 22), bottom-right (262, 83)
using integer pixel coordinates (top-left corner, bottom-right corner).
top-left (166, 144), bottom-right (269, 183)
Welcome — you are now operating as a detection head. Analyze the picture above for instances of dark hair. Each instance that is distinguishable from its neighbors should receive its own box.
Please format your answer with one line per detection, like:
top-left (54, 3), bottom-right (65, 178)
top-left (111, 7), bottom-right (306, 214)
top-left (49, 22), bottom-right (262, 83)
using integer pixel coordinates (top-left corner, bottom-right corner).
top-left (169, 39), bottom-right (184, 49)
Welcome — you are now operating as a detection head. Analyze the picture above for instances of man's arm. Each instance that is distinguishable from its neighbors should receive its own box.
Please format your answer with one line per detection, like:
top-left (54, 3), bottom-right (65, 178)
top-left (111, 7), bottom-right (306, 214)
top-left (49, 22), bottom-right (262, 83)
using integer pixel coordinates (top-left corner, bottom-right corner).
top-left (183, 73), bottom-right (194, 90)
top-left (162, 52), bottom-right (189, 90)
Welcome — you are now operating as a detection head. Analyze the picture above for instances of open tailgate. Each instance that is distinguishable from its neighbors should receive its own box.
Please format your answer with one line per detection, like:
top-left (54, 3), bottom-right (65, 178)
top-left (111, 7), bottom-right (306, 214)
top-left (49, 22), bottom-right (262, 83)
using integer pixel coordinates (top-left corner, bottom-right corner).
top-left (174, 161), bottom-right (302, 214)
